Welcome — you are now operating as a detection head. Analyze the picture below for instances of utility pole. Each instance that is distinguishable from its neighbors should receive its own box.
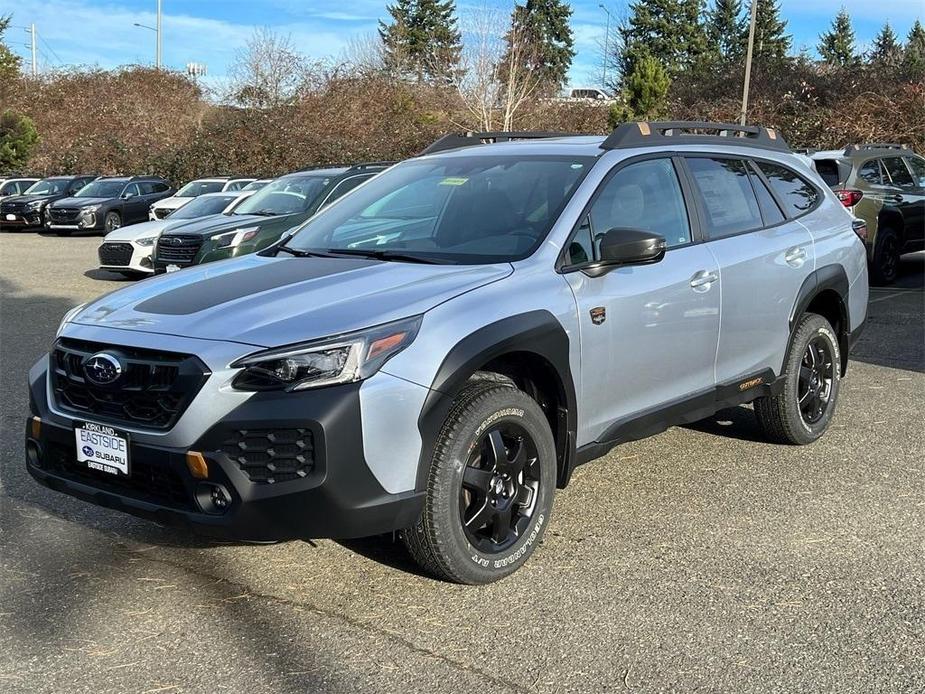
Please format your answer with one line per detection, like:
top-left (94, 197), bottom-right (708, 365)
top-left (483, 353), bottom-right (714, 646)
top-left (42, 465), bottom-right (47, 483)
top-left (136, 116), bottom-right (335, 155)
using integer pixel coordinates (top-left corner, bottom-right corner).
top-left (599, 4), bottom-right (612, 89)
top-left (156, 0), bottom-right (162, 69)
top-left (739, 0), bottom-right (758, 125)
top-left (30, 24), bottom-right (37, 77)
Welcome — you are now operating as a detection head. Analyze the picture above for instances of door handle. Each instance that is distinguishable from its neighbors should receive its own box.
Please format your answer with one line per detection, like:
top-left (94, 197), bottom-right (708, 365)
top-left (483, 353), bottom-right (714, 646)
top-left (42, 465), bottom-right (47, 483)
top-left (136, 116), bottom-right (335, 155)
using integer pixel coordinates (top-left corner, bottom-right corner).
top-left (784, 247), bottom-right (807, 267)
top-left (690, 270), bottom-right (718, 291)
top-left (889, 194), bottom-right (904, 203)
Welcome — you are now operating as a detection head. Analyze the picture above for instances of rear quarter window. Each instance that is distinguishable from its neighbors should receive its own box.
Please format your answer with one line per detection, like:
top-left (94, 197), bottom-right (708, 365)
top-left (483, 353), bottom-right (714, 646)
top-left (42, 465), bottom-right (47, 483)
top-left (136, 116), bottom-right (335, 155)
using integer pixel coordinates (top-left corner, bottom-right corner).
top-left (857, 160), bottom-right (883, 185)
top-left (813, 159), bottom-right (841, 187)
top-left (756, 162), bottom-right (819, 215)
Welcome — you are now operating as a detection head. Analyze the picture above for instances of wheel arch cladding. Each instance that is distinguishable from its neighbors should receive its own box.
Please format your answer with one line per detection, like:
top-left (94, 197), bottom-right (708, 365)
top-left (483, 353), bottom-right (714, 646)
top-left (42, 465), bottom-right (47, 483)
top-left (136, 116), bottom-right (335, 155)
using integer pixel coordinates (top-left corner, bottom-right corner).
top-left (788, 264), bottom-right (850, 375)
top-left (415, 310), bottom-right (579, 491)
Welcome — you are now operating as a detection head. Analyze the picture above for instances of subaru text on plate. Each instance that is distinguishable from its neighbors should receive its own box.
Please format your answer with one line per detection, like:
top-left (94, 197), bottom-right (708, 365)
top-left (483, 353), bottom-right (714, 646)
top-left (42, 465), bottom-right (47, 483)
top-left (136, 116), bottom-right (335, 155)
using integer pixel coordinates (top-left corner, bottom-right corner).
top-left (26, 123), bottom-right (869, 584)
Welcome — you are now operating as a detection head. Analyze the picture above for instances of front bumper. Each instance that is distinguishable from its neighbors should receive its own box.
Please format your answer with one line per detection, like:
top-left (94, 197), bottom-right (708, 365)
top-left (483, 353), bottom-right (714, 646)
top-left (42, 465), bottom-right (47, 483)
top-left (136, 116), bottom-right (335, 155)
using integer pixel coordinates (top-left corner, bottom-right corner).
top-left (98, 240), bottom-right (155, 274)
top-left (26, 365), bottom-right (423, 541)
top-left (1, 209), bottom-right (44, 228)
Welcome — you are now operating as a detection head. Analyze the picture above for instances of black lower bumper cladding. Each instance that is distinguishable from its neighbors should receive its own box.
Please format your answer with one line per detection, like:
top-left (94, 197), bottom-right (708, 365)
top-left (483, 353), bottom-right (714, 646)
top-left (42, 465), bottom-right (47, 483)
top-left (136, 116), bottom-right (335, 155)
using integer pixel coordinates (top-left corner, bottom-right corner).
top-left (26, 369), bottom-right (423, 541)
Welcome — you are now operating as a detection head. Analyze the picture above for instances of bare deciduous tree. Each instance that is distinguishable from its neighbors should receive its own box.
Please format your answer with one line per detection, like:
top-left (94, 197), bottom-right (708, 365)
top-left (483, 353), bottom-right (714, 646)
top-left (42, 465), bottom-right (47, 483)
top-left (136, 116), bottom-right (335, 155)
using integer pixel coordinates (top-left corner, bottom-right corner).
top-left (454, 2), bottom-right (543, 131)
top-left (228, 27), bottom-right (305, 108)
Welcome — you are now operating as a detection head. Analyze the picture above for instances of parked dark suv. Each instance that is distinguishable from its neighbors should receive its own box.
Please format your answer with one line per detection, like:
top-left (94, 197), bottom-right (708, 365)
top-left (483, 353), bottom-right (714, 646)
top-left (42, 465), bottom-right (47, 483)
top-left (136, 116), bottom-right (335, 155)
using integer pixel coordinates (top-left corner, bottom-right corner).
top-left (46, 176), bottom-right (174, 236)
top-left (0, 175), bottom-right (98, 231)
top-left (152, 164), bottom-right (390, 272)
top-left (811, 144), bottom-right (925, 284)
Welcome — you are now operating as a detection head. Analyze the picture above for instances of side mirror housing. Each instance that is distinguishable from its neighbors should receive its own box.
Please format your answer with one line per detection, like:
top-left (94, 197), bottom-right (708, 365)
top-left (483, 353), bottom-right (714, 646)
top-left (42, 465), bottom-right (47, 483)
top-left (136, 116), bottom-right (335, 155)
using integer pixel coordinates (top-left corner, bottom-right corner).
top-left (121, 192), bottom-right (134, 199)
top-left (585, 228), bottom-right (666, 277)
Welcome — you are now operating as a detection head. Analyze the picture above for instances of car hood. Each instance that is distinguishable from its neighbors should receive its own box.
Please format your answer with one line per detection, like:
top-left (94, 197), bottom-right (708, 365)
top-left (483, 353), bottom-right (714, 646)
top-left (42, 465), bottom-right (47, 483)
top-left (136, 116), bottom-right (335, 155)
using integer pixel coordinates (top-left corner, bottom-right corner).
top-left (70, 253), bottom-right (513, 348)
top-left (2, 193), bottom-right (57, 205)
top-left (51, 196), bottom-right (110, 208)
top-left (103, 219), bottom-right (172, 241)
top-left (153, 196), bottom-right (193, 208)
top-left (158, 213), bottom-right (265, 237)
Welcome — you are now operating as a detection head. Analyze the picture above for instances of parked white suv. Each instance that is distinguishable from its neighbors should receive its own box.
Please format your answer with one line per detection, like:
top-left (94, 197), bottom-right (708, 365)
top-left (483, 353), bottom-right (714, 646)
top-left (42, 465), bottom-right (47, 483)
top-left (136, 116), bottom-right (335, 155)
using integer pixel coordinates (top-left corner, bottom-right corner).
top-left (100, 191), bottom-right (253, 276)
top-left (149, 178), bottom-right (234, 220)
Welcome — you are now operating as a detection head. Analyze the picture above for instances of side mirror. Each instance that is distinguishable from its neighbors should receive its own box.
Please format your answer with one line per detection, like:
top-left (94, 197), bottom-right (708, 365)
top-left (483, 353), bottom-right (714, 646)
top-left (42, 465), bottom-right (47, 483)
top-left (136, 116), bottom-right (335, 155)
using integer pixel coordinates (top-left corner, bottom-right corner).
top-left (121, 192), bottom-right (134, 199)
top-left (587, 228), bottom-right (666, 276)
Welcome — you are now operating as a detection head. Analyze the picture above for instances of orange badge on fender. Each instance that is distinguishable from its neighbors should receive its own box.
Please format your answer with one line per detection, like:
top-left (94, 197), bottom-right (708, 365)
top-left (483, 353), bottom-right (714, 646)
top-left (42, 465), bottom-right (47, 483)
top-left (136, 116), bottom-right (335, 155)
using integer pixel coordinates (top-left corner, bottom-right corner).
top-left (590, 307), bottom-right (606, 325)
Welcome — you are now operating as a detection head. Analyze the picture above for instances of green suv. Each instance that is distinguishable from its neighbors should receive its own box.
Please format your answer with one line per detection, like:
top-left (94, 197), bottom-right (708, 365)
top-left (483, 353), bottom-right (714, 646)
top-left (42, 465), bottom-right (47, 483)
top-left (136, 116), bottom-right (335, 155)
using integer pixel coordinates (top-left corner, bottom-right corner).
top-left (811, 144), bottom-right (924, 284)
top-left (153, 163), bottom-right (392, 272)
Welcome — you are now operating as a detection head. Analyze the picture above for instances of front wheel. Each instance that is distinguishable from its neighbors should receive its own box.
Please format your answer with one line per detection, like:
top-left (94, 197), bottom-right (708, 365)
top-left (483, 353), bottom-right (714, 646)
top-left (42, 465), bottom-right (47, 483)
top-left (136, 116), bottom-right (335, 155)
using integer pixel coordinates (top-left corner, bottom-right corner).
top-left (754, 313), bottom-right (841, 445)
top-left (403, 379), bottom-right (556, 584)
top-left (104, 211), bottom-right (122, 234)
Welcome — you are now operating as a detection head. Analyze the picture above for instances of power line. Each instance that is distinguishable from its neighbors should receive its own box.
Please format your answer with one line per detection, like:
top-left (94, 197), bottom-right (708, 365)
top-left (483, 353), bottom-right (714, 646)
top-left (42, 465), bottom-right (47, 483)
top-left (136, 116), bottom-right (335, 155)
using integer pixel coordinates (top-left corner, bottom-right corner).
top-left (37, 33), bottom-right (63, 66)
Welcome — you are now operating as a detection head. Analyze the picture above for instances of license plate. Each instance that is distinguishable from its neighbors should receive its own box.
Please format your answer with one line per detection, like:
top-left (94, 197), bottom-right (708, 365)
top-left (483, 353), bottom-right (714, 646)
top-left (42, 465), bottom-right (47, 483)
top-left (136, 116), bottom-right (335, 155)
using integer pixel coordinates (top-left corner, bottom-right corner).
top-left (5, 214), bottom-right (15, 221)
top-left (166, 264), bottom-right (181, 273)
top-left (75, 421), bottom-right (130, 476)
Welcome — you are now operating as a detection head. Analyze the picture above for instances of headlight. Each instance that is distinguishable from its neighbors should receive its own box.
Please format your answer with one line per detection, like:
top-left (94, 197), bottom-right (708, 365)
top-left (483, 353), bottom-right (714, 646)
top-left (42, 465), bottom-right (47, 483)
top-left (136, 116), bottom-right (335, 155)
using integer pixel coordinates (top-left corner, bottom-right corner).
top-left (56, 302), bottom-right (87, 337)
top-left (211, 227), bottom-right (258, 249)
top-left (26, 199), bottom-right (44, 210)
top-left (231, 315), bottom-right (422, 391)
top-left (80, 205), bottom-right (100, 215)
top-left (136, 236), bottom-right (157, 247)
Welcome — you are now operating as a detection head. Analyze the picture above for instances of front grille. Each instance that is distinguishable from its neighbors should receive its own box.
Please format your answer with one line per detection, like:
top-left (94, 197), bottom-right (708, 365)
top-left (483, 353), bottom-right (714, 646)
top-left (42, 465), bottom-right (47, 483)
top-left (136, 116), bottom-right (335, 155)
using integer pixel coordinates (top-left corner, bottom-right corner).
top-left (99, 242), bottom-right (134, 266)
top-left (44, 440), bottom-right (192, 510)
top-left (48, 207), bottom-right (81, 223)
top-left (154, 207), bottom-right (172, 219)
top-left (1, 201), bottom-right (26, 214)
top-left (220, 429), bottom-right (315, 484)
top-left (156, 235), bottom-right (202, 265)
top-left (50, 338), bottom-right (210, 430)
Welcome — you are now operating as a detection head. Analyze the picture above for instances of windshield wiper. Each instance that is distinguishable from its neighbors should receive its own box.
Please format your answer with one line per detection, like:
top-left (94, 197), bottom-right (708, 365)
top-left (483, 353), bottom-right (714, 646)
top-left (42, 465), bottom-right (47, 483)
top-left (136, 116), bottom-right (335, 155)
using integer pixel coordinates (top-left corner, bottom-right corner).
top-left (248, 209), bottom-right (279, 216)
top-left (325, 248), bottom-right (450, 264)
top-left (276, 245), bottom-right (337, 258)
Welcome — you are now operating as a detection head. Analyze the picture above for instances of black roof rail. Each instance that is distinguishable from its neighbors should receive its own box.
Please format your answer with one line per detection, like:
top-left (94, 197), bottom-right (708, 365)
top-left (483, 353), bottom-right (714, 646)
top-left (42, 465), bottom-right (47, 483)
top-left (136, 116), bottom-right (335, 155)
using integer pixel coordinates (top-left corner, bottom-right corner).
top-left (420, 131), bottom-right (577, 155)
top-left (844, 143), bottom-right (909, 155)
top-left (601, 121), bottom-right (790, 152)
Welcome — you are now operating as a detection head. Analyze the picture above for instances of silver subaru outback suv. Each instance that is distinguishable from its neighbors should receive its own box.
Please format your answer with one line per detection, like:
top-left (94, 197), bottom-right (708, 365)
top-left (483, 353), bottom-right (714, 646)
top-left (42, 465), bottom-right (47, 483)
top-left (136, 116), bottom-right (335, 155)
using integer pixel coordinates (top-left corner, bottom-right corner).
top-left (26, 122), bottom-right (869, 584)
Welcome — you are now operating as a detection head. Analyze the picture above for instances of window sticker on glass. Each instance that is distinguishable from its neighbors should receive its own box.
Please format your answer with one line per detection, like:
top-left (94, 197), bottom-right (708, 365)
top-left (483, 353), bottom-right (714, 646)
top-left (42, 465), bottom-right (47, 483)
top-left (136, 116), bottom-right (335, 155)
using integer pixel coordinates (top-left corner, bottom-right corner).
top-left (439, 177), bottom-right (469, 186)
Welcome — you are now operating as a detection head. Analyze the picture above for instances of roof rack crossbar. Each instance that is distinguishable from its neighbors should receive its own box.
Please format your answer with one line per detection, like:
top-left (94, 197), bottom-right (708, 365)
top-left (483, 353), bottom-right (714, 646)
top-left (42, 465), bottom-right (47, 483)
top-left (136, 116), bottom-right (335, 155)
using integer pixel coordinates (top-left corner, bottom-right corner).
top-left (601, 121), bottom-right (790, 152)
top-left (844, 143), bottom-right (909, 155)
top-left (420, 131), bottom-right (577, 155)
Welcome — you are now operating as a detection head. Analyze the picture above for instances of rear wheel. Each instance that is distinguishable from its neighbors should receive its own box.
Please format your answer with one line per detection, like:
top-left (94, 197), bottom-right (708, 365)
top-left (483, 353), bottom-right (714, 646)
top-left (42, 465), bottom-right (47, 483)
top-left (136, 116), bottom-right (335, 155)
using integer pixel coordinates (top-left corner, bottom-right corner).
top-left (754, 313), bottom-right (840, 445)
top-left (403, 379), bottom-right (556, 584)
top-left (870, 227), bottom-right (900, 285)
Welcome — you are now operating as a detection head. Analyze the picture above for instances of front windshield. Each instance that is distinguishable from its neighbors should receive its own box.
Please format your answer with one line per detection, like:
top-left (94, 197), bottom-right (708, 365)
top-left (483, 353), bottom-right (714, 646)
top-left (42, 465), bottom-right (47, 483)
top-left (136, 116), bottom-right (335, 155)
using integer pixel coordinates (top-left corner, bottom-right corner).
top-left (285, 156), bottom-right (593, 263)
top-left (176, 180), bottom-right (226, 197)
top-left (242, 180), bottom-right (269, 191)
top-left (75, 180), bottom-right (126, 198)
top-left (233, 175), bottom-right (331, 216)
top-left (169, 194), bottom-right (239, 219)
top-left (24, 178), bottom-right (68, 195)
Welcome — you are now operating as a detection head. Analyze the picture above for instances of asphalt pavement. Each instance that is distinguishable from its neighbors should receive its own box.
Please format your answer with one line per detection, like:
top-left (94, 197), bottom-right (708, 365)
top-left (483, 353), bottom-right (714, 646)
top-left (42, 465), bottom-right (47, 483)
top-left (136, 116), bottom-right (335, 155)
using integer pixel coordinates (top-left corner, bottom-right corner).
top-left (1, 232), bottom-right (923, 693)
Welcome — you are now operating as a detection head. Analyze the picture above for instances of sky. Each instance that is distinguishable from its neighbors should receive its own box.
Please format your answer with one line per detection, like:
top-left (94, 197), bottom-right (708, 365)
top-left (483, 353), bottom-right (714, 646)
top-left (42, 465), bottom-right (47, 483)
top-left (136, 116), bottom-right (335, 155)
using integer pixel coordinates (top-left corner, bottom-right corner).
top-left (3, 0), bottom-right (923, 88)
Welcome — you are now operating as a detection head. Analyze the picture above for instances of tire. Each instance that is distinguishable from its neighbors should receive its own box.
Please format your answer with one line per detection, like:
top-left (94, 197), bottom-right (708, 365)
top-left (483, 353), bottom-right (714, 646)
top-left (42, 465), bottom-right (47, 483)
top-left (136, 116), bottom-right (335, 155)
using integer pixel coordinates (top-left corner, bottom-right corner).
top-left (869, 227), bottom-right (900, 286)
top-left (754, 313), bottom-right (841, 445)
top-left (403, 379), bottom-right (557, 584)
top-left (103, 211), bottom-right (122, 234)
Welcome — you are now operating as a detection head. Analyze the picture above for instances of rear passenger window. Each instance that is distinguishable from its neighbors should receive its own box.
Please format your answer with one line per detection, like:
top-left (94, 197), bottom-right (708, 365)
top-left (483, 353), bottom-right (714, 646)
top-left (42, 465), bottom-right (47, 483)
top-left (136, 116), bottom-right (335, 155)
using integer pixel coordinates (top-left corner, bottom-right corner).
top-left (748, 165), bottom-right (785, 225)
top-left (814, 160), bottom-right (841, 186)
top-left (686, 157), bottom-right (762, 239)
top-left (857, 160), bottom-right (883, 185)
top-left (587, 158), bottom-right (691, 250)
top-left (756, 162), bottom-right (818, 215)
top-left (907, 157), bottom-right (925, 186)
top-left (882, 158), bottom-right (915, 188)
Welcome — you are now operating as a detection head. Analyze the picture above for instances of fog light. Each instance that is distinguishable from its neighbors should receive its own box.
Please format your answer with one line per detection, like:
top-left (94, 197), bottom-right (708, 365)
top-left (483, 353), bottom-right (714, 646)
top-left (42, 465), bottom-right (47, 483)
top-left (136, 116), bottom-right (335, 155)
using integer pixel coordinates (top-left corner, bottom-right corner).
top-left (195, 482), bottom-right (232, 515)
top-left (26, 439), bottom-right (42, 467)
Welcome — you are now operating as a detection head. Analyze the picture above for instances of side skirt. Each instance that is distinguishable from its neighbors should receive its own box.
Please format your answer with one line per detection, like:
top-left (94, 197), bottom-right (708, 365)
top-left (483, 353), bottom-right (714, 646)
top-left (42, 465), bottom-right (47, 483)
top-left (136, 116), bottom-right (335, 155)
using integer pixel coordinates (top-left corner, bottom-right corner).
top-left (574, 369), bottom-right (783, 467)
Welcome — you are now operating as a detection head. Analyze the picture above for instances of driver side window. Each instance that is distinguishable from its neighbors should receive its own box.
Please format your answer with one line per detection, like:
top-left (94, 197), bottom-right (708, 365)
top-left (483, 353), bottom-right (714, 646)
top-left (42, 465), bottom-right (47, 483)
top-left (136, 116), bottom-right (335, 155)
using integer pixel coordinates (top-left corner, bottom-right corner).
top-left (565, 158), bottom-right (691, 266)
top-left (121, 183), bottom-right (141, 198)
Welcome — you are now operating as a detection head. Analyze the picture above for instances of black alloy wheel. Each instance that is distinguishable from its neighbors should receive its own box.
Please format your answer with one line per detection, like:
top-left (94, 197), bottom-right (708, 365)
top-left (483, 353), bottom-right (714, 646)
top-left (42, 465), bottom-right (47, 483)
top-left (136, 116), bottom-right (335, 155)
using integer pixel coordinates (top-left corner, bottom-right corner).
top-left (459, 422), bottom-right (541, 554)
top-left (798, 336), bottom-right (835, 425)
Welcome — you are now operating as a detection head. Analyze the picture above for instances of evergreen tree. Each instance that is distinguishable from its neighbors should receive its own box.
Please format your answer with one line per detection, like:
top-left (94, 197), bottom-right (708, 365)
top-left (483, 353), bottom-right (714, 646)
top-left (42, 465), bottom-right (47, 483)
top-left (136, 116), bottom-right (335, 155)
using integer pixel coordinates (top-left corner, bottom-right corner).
top-left (902, 19), bottom-right (925, 79)
top-left (500, 0), bottom-right (575, 95)
top-left (619, 0), bottom-right (710, 80)
top-left (707, 0), bottom-right (746, 61)
top-left (379, 0), bottom-right (462, 83)
top-left (608, 54), bottom-right (671, 125)
top-left (818, 8), bottom-right (858, 66)
top-left (0, 15), bottom-right (22, 83)
top-left (748, 0), bottom-right (791, 63)
top-left (0, 110), bottom-right (38, 171)
top-left (869, 22), bottom-right (902, 67)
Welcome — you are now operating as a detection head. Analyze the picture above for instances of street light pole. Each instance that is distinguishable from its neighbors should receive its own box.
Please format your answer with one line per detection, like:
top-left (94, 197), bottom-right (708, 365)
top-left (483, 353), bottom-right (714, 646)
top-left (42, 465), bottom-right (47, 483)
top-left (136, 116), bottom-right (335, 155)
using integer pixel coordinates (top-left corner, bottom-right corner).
top-left (599, 4), bottom-right (612, 89)
top-left (156, 0), bottom-right (162, 69)
top-left (739, 0), bottom-right (758, 125)
top-left (30, 24), bottom-right (37, 77)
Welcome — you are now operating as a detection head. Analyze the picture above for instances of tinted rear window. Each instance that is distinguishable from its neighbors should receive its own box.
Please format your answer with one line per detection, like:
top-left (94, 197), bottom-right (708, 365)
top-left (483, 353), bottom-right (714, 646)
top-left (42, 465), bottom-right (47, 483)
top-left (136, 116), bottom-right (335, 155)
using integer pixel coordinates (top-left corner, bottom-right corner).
top-left (748, 166), bottom-right (785, 225)
top-left (883, 157), bottom-right (915, 187)
top-left (813, 159), bottom-right (841, 186)
top-left (756, 162), bottom-right (818, 215)
top-left (857, 160), bottom-right (883, 185)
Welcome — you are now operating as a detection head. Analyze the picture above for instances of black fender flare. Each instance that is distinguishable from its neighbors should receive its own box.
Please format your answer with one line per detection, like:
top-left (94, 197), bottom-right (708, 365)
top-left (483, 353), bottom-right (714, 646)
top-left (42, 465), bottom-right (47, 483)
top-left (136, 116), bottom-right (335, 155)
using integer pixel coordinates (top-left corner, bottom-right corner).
top-left (415, 309), bottom-right (579, 491)
top-left (787, 263), bottom-right (850, 373)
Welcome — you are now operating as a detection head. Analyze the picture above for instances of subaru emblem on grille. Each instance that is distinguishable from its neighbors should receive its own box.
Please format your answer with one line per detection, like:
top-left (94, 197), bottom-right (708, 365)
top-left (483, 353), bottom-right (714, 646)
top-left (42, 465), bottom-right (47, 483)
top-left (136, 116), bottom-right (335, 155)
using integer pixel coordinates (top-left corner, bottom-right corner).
top-left (83, 353), bottom-right (123, 385)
